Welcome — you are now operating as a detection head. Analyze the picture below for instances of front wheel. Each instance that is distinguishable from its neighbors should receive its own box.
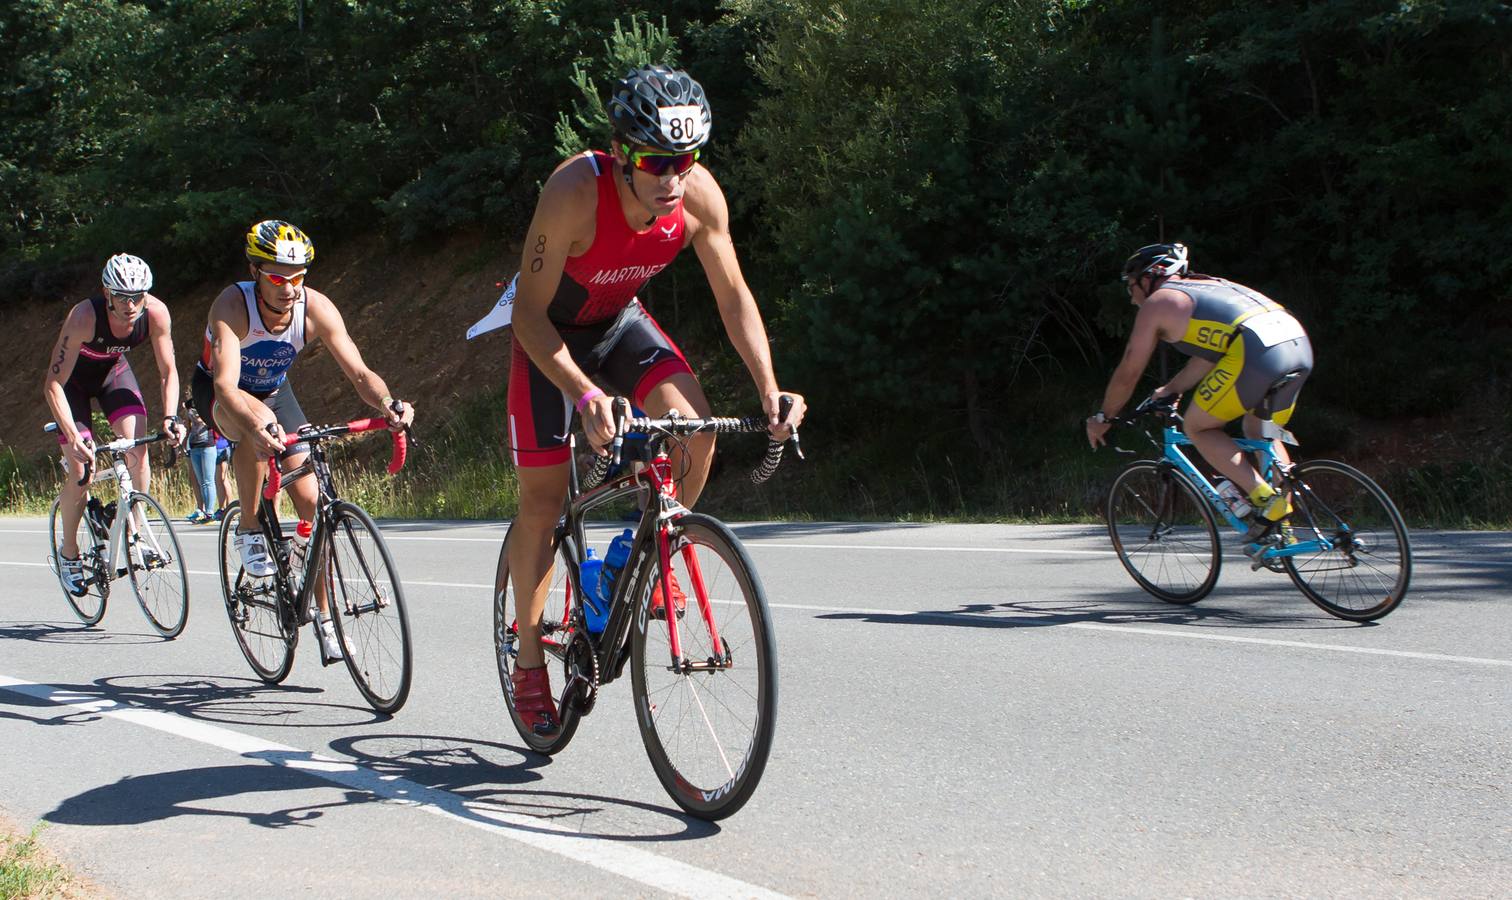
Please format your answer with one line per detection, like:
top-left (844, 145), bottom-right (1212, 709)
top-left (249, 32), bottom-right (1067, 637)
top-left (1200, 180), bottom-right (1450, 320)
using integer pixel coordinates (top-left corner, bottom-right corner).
top-left (218, 501), bottom-right (296, 683)
top-left (1106, 460), bottom-right (1222, 603)
top-left (124, 492), bottom-right (190, 638)
top-left (493, 523), bottom-right (584, 755)
top-left (48, 496), bottom-right (109, 625)
top-left (324, 502), bottom-right (413, 714)
top-left (1282, 460), bottom-right (1411, 621)
top-left (630, 514), bottom-right (777, 820)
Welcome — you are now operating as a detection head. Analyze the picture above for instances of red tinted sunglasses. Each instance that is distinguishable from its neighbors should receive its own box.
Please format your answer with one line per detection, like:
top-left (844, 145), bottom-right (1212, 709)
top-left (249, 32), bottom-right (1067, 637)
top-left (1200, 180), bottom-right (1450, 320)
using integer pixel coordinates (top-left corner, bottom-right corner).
top-left (627, 147), bottom-right (700, 177)
top-left (258, 268), bottom-right (307, 287)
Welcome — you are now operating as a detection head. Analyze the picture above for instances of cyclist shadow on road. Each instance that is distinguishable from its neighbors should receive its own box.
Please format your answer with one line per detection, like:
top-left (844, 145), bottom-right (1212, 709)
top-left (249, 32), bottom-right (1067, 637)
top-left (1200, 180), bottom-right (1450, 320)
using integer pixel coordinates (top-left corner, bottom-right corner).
top-left (817, 591), bottom-right (1373, 632)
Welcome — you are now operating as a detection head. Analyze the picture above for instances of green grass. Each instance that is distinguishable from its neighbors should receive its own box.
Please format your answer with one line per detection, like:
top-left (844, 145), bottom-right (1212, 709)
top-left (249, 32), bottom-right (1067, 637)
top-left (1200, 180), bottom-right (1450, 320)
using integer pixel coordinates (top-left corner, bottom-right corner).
top-left (0, 823), bottom-right (74, 900)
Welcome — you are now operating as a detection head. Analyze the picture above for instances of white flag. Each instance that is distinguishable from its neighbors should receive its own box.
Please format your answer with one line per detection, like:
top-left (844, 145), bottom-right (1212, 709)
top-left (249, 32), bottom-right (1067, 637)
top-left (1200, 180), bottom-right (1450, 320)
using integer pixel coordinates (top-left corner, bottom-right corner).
top-left (466, 273), bottom-right (518, 340)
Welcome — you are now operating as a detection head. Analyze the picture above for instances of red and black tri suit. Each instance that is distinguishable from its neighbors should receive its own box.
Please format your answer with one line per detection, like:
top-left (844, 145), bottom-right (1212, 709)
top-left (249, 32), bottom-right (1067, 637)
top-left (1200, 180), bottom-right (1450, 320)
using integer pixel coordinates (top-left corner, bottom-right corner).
top-left (508, 150), bottom-right (694, 467)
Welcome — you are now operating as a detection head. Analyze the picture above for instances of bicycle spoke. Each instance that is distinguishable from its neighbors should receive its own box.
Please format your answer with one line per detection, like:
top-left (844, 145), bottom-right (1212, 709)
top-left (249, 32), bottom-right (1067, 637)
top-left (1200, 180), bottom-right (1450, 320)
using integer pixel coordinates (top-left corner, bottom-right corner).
top-left (632, 515), bottom-right (776, 820)
top-left (327, 503), bottom-right (412, 714)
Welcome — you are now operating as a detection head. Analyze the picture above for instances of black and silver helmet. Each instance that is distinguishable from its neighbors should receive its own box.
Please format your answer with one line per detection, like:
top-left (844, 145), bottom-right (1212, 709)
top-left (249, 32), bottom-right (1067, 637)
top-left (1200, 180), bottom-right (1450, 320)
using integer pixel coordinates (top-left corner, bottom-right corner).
top-left (1122, 242), bottom-right (1190, 283)
top-left (608, 65), bottom-right (712, 152)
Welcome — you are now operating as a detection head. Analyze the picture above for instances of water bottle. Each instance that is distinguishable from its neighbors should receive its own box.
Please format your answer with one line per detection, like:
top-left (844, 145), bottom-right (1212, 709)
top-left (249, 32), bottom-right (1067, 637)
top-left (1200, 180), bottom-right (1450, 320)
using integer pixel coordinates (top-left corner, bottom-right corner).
top-left (580, 549), bottom-right (607, 633)
top-left (1215, 479), bottom-right (1253, 518)
top-left (289, 519), bottom-right (312, 575)
top-left (599, 529), bottom-right (635, 607)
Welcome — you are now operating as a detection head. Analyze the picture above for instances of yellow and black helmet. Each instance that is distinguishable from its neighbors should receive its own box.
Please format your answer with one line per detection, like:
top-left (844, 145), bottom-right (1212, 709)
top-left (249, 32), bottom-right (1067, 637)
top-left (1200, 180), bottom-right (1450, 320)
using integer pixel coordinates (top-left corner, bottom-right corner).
top-left (245, 219), bottom-right (315, 266)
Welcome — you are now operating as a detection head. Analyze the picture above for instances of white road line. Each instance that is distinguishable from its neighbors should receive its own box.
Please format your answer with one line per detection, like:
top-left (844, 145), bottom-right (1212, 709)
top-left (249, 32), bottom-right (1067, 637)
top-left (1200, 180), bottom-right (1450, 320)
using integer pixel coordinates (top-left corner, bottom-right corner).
top-left (0, 674), bottom-right (789, 900)
top-left (8, 559), bottom-right (1505, 668)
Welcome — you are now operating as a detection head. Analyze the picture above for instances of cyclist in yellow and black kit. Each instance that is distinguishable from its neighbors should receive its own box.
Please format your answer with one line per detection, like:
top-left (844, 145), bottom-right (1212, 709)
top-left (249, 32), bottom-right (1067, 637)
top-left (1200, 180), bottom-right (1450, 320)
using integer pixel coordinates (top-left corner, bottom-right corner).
top-left (1085, 242), bottom-right (1313, 532)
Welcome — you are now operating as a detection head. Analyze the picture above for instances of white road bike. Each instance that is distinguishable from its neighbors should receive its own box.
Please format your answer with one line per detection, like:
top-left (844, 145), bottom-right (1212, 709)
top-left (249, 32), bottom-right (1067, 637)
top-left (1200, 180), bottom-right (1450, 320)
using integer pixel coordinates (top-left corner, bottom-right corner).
top-left (45, 423), bottom-right (189, 637)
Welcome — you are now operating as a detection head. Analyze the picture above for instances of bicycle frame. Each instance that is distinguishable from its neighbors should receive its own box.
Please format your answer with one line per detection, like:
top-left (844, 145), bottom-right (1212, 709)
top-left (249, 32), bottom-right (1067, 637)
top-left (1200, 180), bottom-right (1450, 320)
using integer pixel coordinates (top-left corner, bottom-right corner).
top-left (247, 417), bottom-right (408, 623)
top-left (554, 434), bottom-right (723, 686)
top-left (74, 441), bottom-right (165, 579)
top-left (1154, 426), bottom-right (1336, 561)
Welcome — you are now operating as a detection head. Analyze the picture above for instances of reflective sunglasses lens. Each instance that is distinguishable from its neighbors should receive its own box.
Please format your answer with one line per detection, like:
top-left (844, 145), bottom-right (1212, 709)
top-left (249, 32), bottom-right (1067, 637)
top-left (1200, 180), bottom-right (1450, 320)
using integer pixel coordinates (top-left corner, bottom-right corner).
top-left (113, 291), bottom-right (146, 304)
top-left (634, 151), bottom-right (697, 176)
top-left (263, 270), bottom-right (305, 287)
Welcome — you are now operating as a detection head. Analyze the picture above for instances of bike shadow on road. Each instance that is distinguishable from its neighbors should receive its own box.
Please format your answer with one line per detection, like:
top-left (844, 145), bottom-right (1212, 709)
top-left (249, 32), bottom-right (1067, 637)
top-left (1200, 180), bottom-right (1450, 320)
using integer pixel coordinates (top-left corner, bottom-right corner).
top-left (326, 732), bottom-right (721, 841)
top-left (0, 620), bottom-right (165, 645)
top-left (39, 732), bottom-right (715, 841)
top-left (815, 591), bottom-right (1376, 632)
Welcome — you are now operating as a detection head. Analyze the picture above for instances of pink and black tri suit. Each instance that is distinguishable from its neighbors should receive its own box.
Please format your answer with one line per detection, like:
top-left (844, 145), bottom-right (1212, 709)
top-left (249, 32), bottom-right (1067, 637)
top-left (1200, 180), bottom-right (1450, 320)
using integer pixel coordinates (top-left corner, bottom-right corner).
top-left (59, 295), bottom-right (149, 442)
top-left (508, 150), bottom-right (695, 467)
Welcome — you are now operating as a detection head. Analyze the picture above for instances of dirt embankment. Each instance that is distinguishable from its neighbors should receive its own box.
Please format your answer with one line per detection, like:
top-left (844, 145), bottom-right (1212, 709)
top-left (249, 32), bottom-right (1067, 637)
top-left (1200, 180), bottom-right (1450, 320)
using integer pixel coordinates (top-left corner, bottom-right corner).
top-left (4, 230), bottom-right (519, 462)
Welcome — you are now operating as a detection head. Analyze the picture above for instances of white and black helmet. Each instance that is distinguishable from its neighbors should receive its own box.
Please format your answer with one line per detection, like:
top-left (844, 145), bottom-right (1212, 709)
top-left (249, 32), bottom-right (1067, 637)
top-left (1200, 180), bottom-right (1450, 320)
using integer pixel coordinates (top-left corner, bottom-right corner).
top-left (608, 65), bottom-right (712, 152)
top-left (101, 253), bottom-right (153, 294)
top-left (1122, 242), bottom-right (1190, 283)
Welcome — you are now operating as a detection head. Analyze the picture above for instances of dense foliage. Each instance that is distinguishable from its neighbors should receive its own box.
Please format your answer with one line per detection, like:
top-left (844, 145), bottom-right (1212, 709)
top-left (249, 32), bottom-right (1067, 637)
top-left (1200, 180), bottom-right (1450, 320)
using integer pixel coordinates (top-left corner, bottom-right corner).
top-left (4, 0), bottom-right (1509, 511)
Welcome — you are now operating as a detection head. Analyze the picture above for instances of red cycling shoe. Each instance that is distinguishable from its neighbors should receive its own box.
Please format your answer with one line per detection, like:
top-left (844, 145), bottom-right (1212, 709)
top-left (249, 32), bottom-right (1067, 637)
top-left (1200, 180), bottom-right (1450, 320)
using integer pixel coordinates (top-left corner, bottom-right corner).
top-left (511, 664), bottom-right (560, 736)
top-left (649, 571), bottom-right (688, 620)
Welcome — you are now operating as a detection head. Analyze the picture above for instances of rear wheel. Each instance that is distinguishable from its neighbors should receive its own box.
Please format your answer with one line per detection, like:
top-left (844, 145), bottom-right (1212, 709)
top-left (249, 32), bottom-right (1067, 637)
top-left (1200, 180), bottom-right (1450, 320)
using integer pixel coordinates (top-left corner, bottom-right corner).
top-left (1282, 460), bottom-right (1411, 621)
top-left (631, 514), bottom-right (777, 820)
top-left (48, 496), bottom-right (109, 625)
top-left (1106, 460), bottom-right (1222, 604)
top-left (124, 492), bottom-right (189, 638)
top-left (324, 502), bottom-right (413, 714)
top-left (493, 524), bottom-right (583, 754)
top-left (218, 501), bottom-right (296, 683)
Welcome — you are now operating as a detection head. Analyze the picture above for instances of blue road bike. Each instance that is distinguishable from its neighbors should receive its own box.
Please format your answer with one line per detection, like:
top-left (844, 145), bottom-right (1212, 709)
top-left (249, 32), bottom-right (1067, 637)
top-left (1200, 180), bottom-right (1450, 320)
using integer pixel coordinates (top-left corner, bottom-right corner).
top-left (1105, 395), bottom-right (1411, 621)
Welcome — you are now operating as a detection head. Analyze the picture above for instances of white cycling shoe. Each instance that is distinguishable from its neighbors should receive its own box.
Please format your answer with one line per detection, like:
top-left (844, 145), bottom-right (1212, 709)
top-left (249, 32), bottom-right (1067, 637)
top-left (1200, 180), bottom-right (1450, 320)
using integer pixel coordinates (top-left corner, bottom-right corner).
top-left (317, 618), bottom-right (353, 664)
top-left (234, 531), bottom-right (277, 577)
top-left (58, 554), bottom-right (88, 597)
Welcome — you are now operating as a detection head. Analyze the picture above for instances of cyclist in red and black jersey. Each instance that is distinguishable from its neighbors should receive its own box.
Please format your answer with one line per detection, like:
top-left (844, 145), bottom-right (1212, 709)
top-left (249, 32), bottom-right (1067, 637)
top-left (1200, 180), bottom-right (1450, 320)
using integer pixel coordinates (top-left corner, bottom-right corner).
top-left (482, 65), bottom-right (807, 735)
top-left (42, 254), bottom-right (186, 592)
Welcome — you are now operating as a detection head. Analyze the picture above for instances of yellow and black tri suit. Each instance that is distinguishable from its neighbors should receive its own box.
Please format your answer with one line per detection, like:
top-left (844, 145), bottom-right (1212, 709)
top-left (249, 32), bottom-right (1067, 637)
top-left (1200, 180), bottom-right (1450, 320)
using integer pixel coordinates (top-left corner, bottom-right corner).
top-left (1164, 277), bottom-right (1313, 424)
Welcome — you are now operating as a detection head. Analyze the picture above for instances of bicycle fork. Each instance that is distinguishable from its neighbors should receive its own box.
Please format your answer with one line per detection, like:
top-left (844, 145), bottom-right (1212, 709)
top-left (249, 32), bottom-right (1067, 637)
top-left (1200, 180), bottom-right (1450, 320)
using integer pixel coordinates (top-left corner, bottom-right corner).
top-left (655, 526), bottom-right (731, 675)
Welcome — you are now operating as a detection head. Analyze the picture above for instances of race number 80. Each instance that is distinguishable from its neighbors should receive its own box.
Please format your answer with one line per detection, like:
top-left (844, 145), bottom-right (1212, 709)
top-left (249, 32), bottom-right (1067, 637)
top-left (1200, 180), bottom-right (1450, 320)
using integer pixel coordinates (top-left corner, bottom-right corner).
top-left (658, 104), bottom-right (705, 145)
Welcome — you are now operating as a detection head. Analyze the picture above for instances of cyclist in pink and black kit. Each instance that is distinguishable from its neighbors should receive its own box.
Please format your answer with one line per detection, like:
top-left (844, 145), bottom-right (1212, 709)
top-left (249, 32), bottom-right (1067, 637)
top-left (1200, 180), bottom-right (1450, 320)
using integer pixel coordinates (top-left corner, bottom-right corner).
top-left (42, 254), bottom-right (185, 594)
top-left (484, 65), bottom-right (807, 736)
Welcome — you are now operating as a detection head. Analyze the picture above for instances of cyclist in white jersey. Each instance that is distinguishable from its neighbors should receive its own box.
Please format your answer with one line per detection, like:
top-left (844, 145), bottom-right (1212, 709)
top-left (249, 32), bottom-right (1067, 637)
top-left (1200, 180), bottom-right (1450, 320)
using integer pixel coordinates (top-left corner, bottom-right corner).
top-left (194, 220), bottom-right (414, 660)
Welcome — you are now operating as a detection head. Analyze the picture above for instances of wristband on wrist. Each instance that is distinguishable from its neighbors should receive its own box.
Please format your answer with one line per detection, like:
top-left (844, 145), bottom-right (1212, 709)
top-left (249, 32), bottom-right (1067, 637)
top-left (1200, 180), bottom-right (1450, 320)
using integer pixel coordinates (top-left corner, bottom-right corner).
top-left (576, 387), bottom-right (604, 413)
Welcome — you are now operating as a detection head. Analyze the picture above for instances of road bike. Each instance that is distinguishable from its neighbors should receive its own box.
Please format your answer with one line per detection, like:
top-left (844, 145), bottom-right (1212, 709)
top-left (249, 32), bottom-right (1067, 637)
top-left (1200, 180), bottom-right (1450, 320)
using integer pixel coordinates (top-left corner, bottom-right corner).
top-left (1104, 393), bottom-right (1411, 621)
top-left (217, 416), bottom-right (413, 713)
top-left (494, 398), bottom-right (799, 819)
top-left (44, 423), bottom-right (189, 637)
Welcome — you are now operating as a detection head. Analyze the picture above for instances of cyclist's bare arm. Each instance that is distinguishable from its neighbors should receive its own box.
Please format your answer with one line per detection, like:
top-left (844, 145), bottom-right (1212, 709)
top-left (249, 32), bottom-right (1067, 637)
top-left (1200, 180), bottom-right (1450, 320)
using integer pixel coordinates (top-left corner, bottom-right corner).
top-left (144, 297), bottom-right (185, 444)
top-left (1098, 296), bottom-right (1180, 418)
top-left (207, 286), bottom-right (284, 456)
top-left (683, 170), bottom-right (806, 436)
top-left (41, 301), bottom-right (93, 461)
top-left (303, 289), bottom-right (414, 428)
top-left (512, 158), bottom-right (616, 447)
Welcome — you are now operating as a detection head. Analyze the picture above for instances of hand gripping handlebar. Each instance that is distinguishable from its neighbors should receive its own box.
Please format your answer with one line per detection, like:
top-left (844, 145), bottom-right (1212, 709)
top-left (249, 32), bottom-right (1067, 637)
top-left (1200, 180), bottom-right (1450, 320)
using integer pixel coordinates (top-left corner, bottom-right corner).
top-left (263, 417), bottom-right (409, 500)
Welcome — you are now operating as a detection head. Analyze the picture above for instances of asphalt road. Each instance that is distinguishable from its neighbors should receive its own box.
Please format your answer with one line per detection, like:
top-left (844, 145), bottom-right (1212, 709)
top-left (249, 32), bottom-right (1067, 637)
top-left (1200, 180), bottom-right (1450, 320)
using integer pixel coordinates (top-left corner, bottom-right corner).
top-left (2, 517), bottom-right (1509, 898)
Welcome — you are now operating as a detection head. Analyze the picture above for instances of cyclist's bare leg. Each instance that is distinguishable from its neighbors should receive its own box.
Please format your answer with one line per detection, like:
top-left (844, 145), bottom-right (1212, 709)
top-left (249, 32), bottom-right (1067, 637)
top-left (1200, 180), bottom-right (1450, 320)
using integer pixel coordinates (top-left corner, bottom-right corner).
top-left (113, 413), bottom-right (149, 496)
top-left (1183, 404), bottom-right (1264, 494)
top-left (215, 392), bottom-right (280, 534)
top-left (639, 372), bottom-right (714, 505)
top-left (1242, 413), bottom-right (1293, 469)
top-left (57, 450), bottom-right (89, 559)
top-left (509, 461), bottom-right (569, 669)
